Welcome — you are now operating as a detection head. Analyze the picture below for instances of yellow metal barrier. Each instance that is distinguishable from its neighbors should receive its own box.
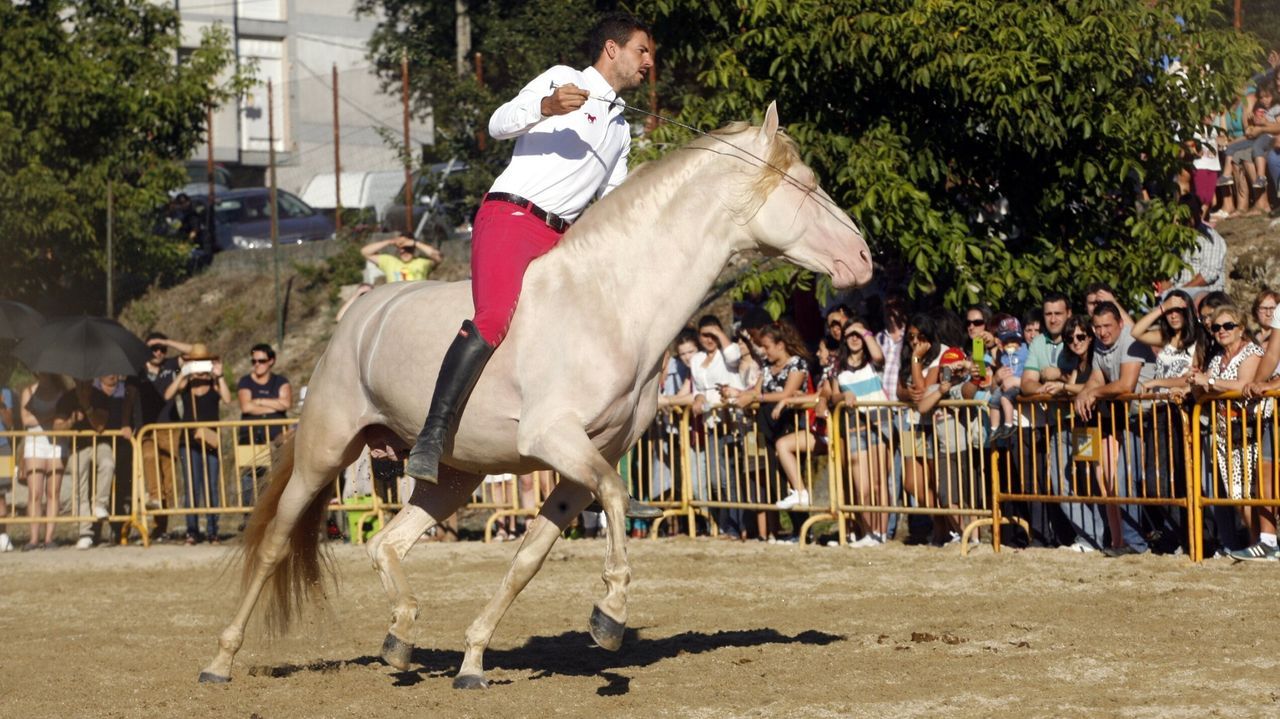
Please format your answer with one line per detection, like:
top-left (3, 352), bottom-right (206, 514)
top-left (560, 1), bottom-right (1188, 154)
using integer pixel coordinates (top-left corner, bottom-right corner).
top-left (991, 394), bottom-right (1192, 554)
top-left (1190, 391), bottom-right (1280, 562)
top-left (828, 400), bottom-right (1024, 554)
top-left (0, 429), bottom-right (143, 546)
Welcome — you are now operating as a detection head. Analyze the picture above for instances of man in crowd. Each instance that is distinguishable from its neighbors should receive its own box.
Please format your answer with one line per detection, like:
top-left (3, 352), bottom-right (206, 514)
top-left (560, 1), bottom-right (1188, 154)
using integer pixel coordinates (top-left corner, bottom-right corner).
top-left (1020, 292), bottom-right (1101, 550)
top-left (1158, 195), bottom-right (1227, 302)
top-left (403, 12), bottom-right (659, 522)
top-left (1074, 301), bottom-right (1157, 556)
top-left (361, 235), bottom-right (444, 283)
top-left (134, 332), bottom-right (192, 541)
top-left (74, 374), bottom-right (131, 549)
top-left (1084, 283), bottom-right (1133, 326)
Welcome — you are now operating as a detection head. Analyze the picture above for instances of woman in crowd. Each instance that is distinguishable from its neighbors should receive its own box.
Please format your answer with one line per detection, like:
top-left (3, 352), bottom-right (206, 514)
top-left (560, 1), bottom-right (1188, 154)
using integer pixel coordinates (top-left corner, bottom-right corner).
top-left (1190, 305), bottom-right (1265, 550)
top-left (898, 314), bottom-right (946, 540)
top-left (1036, 316), bottom-right (1106, 550)
top-left (1131, 290), bottom-right (1203, 551)
top-left (1252, 289), bottom-right (1277, 345)
top-left (832, 319), bottom-right (888, 546)
top-left (18, 374), bottom-right (75, 550)
top-left (165, 344), bottom-right (231, 545)
top-left (688, 316), bottom-right (746, 537)
top-left (741, 322), bottom-right (813, 512)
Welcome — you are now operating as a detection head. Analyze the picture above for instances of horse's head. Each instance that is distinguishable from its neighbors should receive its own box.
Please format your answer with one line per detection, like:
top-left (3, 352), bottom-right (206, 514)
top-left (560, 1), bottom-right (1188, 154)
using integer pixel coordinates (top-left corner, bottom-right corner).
top-left (725, 103), bottom-right (873, 289)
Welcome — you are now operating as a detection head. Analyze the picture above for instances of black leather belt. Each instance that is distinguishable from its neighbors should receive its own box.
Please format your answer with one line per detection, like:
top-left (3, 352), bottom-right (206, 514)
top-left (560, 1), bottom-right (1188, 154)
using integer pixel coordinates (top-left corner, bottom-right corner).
top-left (484, 192), bottom-right (572, 232)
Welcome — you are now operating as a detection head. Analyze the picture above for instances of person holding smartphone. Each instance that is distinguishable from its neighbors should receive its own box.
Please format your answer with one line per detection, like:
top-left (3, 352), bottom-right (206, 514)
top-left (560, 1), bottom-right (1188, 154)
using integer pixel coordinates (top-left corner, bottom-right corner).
top-left (166, 344), bottom-right (231, 544)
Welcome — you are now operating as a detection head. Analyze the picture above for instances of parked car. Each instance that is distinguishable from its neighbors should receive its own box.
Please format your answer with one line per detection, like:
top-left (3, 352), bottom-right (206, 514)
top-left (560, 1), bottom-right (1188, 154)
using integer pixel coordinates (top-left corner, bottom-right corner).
top-left (189, 188), bottom-right (335, 251)
top-left (298, 170), bottom-right (403, 223)
top-left (175, 163), bottom-right (232, 198)
top-left (380, 159), bottom-right (472, 243)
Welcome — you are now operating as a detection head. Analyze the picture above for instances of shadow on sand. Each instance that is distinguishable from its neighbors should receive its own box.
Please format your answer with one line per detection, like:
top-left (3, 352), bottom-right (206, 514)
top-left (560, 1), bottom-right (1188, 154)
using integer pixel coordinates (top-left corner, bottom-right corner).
top-left (247, 627), bottom-right (843, 693)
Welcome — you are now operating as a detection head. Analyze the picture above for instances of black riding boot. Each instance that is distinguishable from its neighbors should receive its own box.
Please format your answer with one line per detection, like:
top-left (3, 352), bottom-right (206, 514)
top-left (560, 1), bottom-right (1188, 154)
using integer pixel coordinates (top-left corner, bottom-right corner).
top-left (406, 320), bottom-right (494, 483)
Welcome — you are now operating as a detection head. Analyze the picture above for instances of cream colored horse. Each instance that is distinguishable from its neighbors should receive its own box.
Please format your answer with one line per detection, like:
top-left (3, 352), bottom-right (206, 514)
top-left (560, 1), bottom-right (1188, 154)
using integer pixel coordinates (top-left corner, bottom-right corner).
top-left (199, 103), bottom-right (873, 688)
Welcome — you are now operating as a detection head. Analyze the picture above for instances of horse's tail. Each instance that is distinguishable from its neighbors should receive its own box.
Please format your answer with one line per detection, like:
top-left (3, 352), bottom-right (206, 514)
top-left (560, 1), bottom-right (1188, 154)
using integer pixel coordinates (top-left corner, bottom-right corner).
top-left (239, 435), bottom-right (335, 636)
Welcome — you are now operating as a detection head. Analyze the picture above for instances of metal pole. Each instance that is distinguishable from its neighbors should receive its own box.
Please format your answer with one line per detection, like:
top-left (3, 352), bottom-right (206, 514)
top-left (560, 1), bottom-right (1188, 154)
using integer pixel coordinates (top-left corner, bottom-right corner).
top-left (401, 50), bottom-right (413, 235)
top-left (206, 104), bottom-right (216, 256)
top-left (268, 78), bottom-right (282, 349)
top-left (106, 178), bottom-right (113, 317)
top-left (332, 63), bottom-right (342, 233)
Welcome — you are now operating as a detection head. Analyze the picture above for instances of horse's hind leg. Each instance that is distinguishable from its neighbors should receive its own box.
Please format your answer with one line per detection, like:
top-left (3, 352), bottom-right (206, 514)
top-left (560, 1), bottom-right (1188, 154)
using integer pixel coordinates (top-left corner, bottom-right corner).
top-left (199, 426), bottom-right (361, 683)
top-left (454, 480), bottom-right (593, 689)
top-left (366, 465), bottom-right (480, 670)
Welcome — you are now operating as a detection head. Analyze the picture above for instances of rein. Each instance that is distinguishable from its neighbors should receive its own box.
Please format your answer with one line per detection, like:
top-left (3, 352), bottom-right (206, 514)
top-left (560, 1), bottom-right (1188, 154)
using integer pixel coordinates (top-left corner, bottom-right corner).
top-left (551, 83), bottom-right (866, 238)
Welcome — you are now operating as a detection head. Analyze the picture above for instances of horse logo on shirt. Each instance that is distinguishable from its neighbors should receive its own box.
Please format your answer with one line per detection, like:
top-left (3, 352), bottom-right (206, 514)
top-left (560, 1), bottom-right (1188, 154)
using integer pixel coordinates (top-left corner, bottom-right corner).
top-left (586, 113), bottom-right (597, 124)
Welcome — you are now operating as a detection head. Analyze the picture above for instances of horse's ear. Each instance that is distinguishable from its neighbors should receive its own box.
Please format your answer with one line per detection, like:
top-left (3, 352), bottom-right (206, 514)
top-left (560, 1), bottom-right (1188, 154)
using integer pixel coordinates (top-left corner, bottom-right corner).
top-left (757, 101), bottom-right (779, 145)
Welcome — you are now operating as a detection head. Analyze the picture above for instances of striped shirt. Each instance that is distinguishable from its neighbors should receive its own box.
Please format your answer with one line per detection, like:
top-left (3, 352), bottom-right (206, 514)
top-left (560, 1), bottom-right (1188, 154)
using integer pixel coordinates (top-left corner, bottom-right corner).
top-left (877, 331), bottom-right (904, 402)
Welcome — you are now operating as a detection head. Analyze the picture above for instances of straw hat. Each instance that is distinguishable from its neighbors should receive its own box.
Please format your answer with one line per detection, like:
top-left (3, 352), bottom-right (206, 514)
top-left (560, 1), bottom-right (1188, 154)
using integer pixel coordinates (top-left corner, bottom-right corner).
top-left (183, 343), bottom-right (218, 361)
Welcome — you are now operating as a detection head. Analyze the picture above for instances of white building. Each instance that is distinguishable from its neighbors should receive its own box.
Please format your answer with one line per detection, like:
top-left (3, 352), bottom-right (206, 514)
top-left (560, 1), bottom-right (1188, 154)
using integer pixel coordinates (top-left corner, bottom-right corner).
top-left (175, 0), bottom-right (432, 196)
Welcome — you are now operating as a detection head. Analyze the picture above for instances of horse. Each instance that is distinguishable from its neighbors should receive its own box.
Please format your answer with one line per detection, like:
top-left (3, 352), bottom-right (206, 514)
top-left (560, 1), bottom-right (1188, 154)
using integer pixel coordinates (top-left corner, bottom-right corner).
top-left (198, 102), bottom-right (874, 688)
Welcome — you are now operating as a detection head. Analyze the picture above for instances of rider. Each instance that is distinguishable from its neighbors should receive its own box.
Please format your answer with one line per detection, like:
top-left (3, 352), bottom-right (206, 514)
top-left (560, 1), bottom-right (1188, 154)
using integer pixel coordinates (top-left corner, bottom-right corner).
top-left (405, 13), bottom-right (660, 516)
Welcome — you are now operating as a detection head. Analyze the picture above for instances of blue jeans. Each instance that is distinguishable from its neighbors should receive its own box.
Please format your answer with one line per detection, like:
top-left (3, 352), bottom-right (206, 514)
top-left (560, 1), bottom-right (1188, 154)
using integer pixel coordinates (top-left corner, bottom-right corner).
top-left (182, 443), bottom-right (221, 539)
top-left (1047, 427), bottom-right (1105, 548)
top-left (691, 431), bottom-right (743, 537)
top-left (1112, 424), bottom-right (1150, 552)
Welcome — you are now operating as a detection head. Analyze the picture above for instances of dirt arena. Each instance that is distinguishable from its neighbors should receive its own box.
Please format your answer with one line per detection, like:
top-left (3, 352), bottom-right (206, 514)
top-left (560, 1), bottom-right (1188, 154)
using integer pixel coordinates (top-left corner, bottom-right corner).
top-left (3, 537), bottom-right (1279, 718)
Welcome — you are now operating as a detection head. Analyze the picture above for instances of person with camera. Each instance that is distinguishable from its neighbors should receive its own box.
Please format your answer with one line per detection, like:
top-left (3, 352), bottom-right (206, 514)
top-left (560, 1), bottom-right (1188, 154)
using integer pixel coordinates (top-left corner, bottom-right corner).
top-left (165, 344), bottom-right (231, 544)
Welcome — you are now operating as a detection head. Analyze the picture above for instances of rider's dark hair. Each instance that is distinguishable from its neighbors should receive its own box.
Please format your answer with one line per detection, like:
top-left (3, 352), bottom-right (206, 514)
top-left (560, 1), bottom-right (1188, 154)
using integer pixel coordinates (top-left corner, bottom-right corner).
top-left (588, 12), bottom-right (650, 61)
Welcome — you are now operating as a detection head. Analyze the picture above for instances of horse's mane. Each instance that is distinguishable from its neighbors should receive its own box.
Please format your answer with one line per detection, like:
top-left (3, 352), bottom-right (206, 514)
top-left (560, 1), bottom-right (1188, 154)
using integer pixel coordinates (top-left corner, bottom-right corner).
top-left (558, 119), bottom-right (802, 250)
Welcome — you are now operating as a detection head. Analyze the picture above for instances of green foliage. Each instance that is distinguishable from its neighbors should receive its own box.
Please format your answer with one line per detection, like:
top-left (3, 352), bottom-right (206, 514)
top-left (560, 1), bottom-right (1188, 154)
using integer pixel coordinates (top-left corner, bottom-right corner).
top-left (0, 0), bottom-right (244, 314)
top-left (637, 0), bottom-right (1258, 312)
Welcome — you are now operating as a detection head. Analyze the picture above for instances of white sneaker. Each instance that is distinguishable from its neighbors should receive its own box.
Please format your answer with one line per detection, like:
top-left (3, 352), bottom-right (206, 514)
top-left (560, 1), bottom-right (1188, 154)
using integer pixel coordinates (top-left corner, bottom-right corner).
top-left (0, 533), bottom-right (12, 552)
top-left (76, 536), bottom-right (94, 550)
top-left (93, 505), bottom-right (110, 520)
top-left (1065, 540), bottom-right (1097, 553)
top-left (850, 533), bottom-right (885, 548)
top-left (775, 490), bottom-right (809, 510)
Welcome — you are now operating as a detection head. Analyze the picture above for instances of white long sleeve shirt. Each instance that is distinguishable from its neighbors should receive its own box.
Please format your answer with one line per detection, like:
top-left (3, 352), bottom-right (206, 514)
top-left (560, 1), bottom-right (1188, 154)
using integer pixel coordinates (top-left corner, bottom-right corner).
top-left (487, 65), bottom-right (631, 222)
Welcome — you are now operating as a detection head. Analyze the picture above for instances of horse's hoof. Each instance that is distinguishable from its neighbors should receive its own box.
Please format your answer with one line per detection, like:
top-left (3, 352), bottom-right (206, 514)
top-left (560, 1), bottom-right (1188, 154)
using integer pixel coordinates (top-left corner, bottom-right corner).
top-left (380, 632), bottom-right (413, 671)
top-left (452, 673), bottom-right (489, 690)
top-left (197, 671), bottom-right (231, 684)
top-left (625, 498), bottom-right (663, 520)
top-left (589, 605), bottom-right (625, 652)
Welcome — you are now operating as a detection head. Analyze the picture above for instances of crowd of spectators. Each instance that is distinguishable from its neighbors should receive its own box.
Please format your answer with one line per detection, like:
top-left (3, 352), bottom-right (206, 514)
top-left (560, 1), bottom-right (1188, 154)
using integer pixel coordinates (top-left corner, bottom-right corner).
top-left (0, 336), bottom-right (293, 550)
top-left (1199, 52), bottom-right (1280, 221)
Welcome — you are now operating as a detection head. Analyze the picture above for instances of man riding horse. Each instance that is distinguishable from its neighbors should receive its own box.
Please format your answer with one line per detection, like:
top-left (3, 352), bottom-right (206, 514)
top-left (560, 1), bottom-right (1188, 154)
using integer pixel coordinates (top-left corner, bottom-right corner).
top-left (404, 12), bottom-right (662, 521)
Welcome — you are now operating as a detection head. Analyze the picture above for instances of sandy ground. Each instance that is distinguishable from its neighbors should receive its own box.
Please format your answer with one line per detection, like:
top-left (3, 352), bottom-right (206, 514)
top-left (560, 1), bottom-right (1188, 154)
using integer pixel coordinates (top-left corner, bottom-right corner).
top-left (2, 537), bottom-right (1279, 718)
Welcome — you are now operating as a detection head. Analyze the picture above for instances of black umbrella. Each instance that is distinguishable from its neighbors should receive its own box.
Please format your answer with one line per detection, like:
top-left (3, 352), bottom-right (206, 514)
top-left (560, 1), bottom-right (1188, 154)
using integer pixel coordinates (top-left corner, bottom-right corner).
top-left (13, 316), bottom-right (151, 380)
top-left (0, 300), bottom-right (45, 341)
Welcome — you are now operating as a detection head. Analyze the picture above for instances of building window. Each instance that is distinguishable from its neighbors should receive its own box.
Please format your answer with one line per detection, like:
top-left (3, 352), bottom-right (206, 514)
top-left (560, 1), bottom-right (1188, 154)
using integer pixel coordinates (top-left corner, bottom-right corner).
top-left (239, 38), bottom-right (286, 153)
top-left (237, 0), bottom-right (284, 22)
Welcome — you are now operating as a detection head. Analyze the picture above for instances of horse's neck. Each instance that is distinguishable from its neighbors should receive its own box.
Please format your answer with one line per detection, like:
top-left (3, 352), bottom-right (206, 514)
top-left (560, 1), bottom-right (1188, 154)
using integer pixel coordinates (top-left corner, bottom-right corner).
top-left (549, 160), bottom-right (747, 376)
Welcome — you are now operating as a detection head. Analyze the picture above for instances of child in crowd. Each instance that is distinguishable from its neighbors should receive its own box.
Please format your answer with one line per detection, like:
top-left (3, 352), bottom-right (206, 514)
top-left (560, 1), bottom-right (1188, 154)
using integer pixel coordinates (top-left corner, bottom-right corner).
top-left (987, 315), bottom-right (1028, 444)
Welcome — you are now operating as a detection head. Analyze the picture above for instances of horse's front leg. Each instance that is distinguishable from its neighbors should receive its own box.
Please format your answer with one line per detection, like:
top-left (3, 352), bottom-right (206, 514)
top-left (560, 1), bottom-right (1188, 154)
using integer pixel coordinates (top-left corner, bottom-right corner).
top-left (524, 421), bottom-right (632, 650)
top-left (454, 480), bottom-right (592, 689)
top-left (367, 465), bottom-right (480, 670)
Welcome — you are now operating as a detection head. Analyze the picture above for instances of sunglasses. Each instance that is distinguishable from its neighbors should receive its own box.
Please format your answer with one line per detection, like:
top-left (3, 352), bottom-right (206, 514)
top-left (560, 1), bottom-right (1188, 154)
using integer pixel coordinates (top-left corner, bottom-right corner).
top-left (149, 346), bottom-right (166, 353)
top-left (828, 320), bottom-right (843, 328)
top-left (251, 357), bottom-right (272, 365)
top-left (1069, 333), bottom-right (1090, 342)
top-left (966, 319), bottom-right (986, 327)
top-left (1210, 322), bottom-right (1240, 333)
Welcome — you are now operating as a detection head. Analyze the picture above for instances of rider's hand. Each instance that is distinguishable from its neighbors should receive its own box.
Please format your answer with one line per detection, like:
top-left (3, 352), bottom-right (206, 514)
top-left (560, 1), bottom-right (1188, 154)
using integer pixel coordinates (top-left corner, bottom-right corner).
top-left (542, 84), bottom-right (590, 116)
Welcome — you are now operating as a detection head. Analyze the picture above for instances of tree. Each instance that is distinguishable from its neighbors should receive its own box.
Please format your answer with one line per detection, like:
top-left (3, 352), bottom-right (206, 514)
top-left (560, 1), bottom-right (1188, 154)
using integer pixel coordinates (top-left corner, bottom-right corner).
top-left (0, 0), bottom-right (243, 314)
top-left (633, 0), bottom-right (1261, 311)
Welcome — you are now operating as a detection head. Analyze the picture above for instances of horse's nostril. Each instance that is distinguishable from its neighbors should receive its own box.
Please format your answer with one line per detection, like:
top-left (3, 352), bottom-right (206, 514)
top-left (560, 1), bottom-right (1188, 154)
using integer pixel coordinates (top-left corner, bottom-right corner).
top-left (860, 249), bottom-right (871, 264)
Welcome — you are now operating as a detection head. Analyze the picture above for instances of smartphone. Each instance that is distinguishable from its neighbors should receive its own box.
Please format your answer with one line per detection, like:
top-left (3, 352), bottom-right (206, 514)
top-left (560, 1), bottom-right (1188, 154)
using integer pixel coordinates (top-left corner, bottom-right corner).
top-left (972, 338), bottom-right (985, 377)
